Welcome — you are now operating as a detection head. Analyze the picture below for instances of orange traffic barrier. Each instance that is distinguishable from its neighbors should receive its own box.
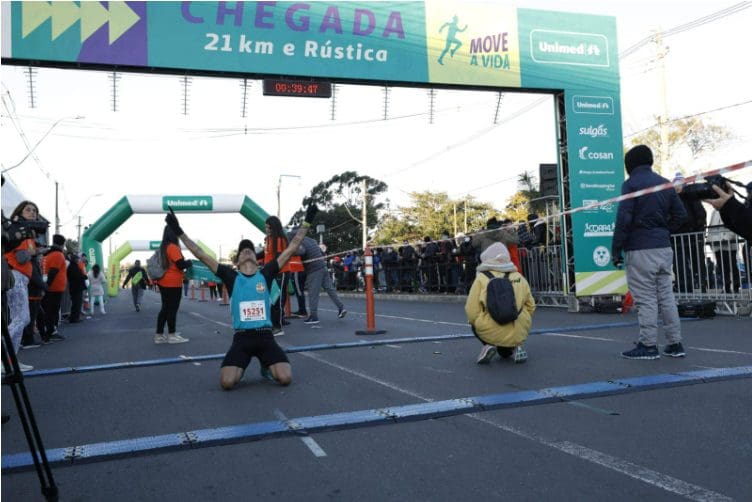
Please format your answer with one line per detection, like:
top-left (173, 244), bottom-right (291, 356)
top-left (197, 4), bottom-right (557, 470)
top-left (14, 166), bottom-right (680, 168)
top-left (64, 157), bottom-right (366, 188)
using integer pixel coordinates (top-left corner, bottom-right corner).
top-left (190, 284), bottom-right (195, 300)
top-left (199, 286), bottom-right (207, 302)
top-left (220, 284), bottom-right (229, 306)
top-left (356, 246), bottom-right (386, 335)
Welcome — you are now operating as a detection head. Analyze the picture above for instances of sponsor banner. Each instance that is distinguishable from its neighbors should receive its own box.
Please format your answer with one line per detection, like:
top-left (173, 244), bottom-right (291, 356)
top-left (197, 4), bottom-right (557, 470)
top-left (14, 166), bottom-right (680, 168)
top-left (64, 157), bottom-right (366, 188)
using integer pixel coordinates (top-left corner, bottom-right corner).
top-left (187, 259), bottom-right (221, 282)
top-left (425, 4), bottom-right (520, 87)
top-left (162, 195), bottom-right (213, 211)
top-left (5, 2), bottom-right (619, 91)
top-left (565, 88), bottom-right (624, 296)
top-left (575, 271), bottom-right (627, 296)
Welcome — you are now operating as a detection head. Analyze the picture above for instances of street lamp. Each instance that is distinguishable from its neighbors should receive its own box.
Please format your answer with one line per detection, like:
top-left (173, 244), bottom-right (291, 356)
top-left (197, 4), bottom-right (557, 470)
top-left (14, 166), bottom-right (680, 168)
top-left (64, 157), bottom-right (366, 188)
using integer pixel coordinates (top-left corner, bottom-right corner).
top-left (277, 173), bottom-right (301, 219)
top-left (1, 115), bottom-right (85, 174)
top-left (71, 193), bottom-right (103, 243)
top-left (316, 224), bottom-right (325, 245)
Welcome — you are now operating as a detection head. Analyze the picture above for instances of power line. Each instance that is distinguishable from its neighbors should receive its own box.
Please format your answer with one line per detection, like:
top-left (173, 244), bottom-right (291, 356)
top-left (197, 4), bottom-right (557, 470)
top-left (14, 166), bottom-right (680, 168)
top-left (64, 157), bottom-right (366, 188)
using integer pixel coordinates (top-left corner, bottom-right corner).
top-left (619, 2), bottom-right (751, 58)
top-left (624, 99), bottom-right (752, 139)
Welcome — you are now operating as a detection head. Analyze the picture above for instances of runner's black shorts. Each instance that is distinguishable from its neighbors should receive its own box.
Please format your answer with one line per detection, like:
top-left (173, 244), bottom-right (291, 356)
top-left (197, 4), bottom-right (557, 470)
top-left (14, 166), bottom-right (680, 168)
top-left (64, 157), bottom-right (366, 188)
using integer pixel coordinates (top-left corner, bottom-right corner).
top-left (221, 329), bottom-right (289, 369)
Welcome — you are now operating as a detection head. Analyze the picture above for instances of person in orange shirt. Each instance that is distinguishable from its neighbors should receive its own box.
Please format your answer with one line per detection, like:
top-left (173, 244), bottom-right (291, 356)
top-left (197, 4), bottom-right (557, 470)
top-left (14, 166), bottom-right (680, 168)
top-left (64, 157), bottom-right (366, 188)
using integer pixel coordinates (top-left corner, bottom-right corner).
top-left (264, 216), bottom-right (304, 335)
top-left (42, 234), bottom-right (68, 342)
top-left (154, 225), bottom-right (192, 344)
top-left (4, 201), bottom-right (46, 369)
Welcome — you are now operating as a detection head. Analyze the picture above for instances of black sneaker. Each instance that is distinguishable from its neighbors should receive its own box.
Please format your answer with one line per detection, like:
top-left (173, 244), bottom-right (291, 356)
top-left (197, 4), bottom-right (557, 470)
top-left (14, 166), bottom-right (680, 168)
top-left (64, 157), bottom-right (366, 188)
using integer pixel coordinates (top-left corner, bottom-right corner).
top-left (303, 316), bottom-right (320, 325)
top-left (622, 342), bottom-right (659, 360)
top-left (290, 311), bottom-right (308, 318)
top-left (135, 304), bottom-right (141, 312)
top-left (281, 319), bottom-right (291, 326)
top-left (337, 308), bottom-right (347, 319)
top-left (663, 343), bottom-right (686, 358)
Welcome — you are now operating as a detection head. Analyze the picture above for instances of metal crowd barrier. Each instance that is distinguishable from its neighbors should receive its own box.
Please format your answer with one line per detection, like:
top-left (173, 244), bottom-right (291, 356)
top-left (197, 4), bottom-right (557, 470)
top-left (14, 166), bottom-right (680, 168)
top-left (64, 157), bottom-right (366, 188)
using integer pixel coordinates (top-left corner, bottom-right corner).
top-left (671, 228), bottom-right (751, 315)
top-left (325, 235), bottom-right (751, 316)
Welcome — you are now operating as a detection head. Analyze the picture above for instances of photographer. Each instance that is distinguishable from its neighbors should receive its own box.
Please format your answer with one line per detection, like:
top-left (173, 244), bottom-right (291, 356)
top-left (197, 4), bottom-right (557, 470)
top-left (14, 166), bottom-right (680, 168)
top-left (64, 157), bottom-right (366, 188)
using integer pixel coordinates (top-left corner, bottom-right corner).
top-left (704, 182), bottom-right (752, 242)
top-left (3, 201), bottom-right (47, 371)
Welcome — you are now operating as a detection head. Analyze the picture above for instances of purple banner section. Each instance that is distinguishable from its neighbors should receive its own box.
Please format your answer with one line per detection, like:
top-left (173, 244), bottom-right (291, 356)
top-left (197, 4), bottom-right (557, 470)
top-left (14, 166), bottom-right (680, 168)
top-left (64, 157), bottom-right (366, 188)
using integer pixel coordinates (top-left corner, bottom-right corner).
top-left (78, 2), bottom-right (148, 66)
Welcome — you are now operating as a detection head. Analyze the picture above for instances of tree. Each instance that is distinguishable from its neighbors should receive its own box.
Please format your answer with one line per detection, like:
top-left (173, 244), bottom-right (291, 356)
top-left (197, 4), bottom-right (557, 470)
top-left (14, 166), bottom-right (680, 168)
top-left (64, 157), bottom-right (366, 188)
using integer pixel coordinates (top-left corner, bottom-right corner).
top-left (290, 171), bottom-right (388, 253)
top-left (628, 117), bottom-right (733, 174)
top-left (372, 192), bottom-right (496, 244)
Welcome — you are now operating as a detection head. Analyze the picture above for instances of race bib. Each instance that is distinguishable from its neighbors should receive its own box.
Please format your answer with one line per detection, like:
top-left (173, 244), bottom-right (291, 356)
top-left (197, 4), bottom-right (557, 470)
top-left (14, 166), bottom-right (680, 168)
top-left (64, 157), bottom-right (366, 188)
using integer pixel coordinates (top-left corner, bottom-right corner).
top-left (239, 300), bottom-right (266, 322)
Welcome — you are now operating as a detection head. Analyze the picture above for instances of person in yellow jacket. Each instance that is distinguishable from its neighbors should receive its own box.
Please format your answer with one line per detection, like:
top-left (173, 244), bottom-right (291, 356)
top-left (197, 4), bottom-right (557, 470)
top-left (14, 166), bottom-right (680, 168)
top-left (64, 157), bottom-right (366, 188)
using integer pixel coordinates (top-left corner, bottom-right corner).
top-left (465, 242), bottom-right (535, 364)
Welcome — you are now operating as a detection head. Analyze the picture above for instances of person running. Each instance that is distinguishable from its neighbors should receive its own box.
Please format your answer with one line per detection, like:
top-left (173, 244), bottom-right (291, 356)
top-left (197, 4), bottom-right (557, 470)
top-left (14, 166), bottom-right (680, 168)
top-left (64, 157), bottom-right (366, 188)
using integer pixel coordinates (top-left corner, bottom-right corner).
top-left (122, 259), bottom-right (150, 312)
top-left (437, 15), bottom-right (467, 65)
top-left (154, 225), bottom-right (192, 344)
top-left (163, 204), bottom-right (318, 389)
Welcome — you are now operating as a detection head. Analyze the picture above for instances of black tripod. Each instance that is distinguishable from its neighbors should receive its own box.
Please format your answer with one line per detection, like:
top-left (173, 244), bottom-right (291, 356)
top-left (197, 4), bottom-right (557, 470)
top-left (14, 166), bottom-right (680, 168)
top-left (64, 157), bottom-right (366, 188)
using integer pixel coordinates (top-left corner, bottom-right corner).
top-left (2, 300), bottom-right (58, 501)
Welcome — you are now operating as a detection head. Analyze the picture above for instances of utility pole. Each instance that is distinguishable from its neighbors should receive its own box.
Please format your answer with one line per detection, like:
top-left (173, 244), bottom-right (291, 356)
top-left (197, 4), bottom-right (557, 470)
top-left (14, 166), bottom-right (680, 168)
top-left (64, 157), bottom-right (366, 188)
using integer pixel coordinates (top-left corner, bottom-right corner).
top-left (453, 203), bottom-right (457, 236)
top-left (464, 199), bottom-right (468, 234)
top-left (654, 30), bottom-right (670, 176)
top-left (361, 179), bottom-right (368, 249)
top-left (77, 216), bottom-right (82, 244)
top-left (55, 181), bottom-right (60, 234)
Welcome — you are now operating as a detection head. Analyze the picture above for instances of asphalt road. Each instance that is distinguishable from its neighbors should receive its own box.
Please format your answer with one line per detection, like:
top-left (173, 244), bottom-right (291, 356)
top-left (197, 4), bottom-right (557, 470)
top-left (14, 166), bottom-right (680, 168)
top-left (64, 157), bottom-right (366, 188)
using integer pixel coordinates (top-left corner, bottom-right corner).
top-left (2, 289), bottom-right (751, 501)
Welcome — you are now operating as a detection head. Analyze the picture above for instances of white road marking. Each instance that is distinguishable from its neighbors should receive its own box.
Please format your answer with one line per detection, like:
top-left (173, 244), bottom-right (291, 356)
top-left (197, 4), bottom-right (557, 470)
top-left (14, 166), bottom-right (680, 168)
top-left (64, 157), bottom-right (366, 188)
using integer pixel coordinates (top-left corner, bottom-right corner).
top-left (539, 332), bottom-right (615, 342)
top-left (320, 308), bottom-right (467, 327)
top-left (188, 311), bottom-right (231, 328)
top-left (301, 351), bottom-right (734, 500)
top-left (273, 409), bottom-right (327, 458)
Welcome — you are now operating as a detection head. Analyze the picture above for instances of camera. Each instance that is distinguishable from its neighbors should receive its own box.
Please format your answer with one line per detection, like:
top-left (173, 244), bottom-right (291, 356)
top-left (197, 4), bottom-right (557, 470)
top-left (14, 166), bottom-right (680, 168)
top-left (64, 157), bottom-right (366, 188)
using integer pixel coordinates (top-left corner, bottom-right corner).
top-left (1, 216), bottom-right (49, 251)
top-left (681, 174), bottom-right (730, 200)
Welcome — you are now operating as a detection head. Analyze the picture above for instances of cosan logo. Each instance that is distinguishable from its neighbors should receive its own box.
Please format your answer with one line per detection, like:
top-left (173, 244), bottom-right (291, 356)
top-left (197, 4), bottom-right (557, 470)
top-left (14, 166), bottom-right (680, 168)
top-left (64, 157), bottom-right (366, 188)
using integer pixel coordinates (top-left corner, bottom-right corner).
top-left (584, 222), bottom-right (615, 237)
top-left (578, 124), bottom-right (608, 138)
top-left (578, 146), bottom-right (614, 160)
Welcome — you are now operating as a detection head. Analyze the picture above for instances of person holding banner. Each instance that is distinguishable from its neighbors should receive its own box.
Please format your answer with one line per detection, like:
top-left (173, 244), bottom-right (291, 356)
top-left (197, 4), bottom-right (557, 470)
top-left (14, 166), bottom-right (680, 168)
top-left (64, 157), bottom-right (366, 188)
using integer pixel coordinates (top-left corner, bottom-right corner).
top-left (163, 204), bottom-right (318, 390)
top-left (612, 145), bottom-right (687, 360)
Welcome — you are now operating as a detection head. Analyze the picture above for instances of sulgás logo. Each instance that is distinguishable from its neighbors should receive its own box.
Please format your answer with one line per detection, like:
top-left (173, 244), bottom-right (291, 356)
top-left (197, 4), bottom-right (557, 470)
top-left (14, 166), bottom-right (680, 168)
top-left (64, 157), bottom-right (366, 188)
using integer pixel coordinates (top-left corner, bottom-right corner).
top-left (578, 146), bottom-right (614, 160)
top-left (578, 124), bottom-right (608, 138)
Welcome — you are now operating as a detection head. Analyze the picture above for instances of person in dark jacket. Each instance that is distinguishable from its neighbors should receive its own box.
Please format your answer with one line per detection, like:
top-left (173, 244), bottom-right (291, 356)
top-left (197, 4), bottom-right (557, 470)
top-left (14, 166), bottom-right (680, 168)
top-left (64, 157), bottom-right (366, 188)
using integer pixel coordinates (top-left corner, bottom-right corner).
top-left (66, 248), bottom-right (87, 323)
top-left (672, 171), bottom-right (708, 292)
top-left (612, 145), bottom-right (687, 360)
top-left (705, 182), bottom-right (752, 242)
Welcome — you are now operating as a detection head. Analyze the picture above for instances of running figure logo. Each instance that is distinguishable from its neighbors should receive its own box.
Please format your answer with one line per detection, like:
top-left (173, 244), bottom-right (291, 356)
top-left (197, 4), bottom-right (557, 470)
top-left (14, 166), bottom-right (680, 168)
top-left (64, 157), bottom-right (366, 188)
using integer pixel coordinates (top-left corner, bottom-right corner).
top-left (437, 15), bottom-right (467, 65)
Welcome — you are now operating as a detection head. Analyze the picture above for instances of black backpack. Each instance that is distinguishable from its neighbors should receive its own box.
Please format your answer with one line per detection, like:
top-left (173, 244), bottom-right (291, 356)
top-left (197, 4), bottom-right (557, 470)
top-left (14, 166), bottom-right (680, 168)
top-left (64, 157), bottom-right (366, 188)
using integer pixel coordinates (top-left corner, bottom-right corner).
top-left (482, 271), bottom-right (521, 325)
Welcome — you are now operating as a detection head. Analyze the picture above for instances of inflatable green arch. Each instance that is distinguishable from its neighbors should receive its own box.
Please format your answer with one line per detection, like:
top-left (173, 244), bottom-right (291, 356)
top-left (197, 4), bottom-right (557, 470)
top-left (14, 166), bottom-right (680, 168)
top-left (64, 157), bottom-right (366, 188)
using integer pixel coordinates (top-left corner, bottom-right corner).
top-left (82, 194), bottom-right (269, 290)
top-left (106, 240), bottom-right (216, 297)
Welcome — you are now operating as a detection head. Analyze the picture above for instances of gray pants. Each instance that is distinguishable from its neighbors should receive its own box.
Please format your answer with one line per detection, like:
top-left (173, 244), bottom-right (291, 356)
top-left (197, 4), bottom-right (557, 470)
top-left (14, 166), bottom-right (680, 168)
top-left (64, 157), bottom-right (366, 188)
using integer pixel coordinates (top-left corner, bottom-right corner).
top-left (305, 267), bottom-right (344, 316)
top-left (131, 285), bottom-right (144, 307)
top-left (625, 248), bottom-right (681, 346)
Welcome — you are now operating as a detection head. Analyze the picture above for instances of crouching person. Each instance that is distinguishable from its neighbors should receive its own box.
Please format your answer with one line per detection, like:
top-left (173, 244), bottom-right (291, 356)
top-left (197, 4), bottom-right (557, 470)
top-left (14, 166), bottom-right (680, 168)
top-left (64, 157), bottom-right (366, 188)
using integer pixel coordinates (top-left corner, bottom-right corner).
top-left (465, 242), bottom-right (535, 364)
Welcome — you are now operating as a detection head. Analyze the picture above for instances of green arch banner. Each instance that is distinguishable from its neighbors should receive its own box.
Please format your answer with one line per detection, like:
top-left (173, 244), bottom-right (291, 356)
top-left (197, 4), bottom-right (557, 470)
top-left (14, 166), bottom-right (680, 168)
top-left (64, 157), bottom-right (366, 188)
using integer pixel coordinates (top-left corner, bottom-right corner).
top-left (106, 239), bottom-right (216, 297)
top-left (82, 194), bottom-right (269, 285)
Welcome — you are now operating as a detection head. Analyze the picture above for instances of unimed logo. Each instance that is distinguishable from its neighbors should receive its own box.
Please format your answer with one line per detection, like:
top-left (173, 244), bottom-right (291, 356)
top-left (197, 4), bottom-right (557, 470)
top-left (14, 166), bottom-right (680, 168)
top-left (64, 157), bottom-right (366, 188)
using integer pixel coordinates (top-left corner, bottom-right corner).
top-left (578, 146), bottom-right (614, 160)
top-left (572, 95), bottom-right (614, 115)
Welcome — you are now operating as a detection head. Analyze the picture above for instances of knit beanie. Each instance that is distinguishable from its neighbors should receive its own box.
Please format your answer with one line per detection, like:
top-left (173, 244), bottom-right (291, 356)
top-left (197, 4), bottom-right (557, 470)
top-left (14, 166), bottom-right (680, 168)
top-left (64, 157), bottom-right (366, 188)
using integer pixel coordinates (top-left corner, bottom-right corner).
top-left (624, 144), bottom-right (653, 174)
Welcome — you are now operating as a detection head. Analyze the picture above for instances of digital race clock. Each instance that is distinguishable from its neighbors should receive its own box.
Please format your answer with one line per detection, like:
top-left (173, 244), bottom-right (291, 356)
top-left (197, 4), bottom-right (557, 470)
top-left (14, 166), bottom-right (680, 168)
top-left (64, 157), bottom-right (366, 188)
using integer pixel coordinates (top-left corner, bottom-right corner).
top-left (262, 79), bottom-right (332, 98)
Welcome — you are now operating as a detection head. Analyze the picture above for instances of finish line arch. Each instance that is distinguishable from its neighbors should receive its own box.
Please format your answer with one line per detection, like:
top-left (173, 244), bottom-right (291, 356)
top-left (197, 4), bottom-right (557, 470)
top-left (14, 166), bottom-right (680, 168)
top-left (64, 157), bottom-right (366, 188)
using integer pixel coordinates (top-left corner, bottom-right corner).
top-left (5, 2), bottom-right (626, 298)
top-left (106, 240), bottom-right (216, 297)
top-left (82, 195), bottom-right (269, 283)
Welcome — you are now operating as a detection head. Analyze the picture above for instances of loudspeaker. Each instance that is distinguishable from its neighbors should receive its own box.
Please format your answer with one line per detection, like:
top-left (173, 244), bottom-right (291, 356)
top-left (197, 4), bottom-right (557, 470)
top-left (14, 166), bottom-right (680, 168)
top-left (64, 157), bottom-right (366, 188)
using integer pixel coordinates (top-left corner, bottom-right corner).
top-left (539, 163), bottom-right (558, 197)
